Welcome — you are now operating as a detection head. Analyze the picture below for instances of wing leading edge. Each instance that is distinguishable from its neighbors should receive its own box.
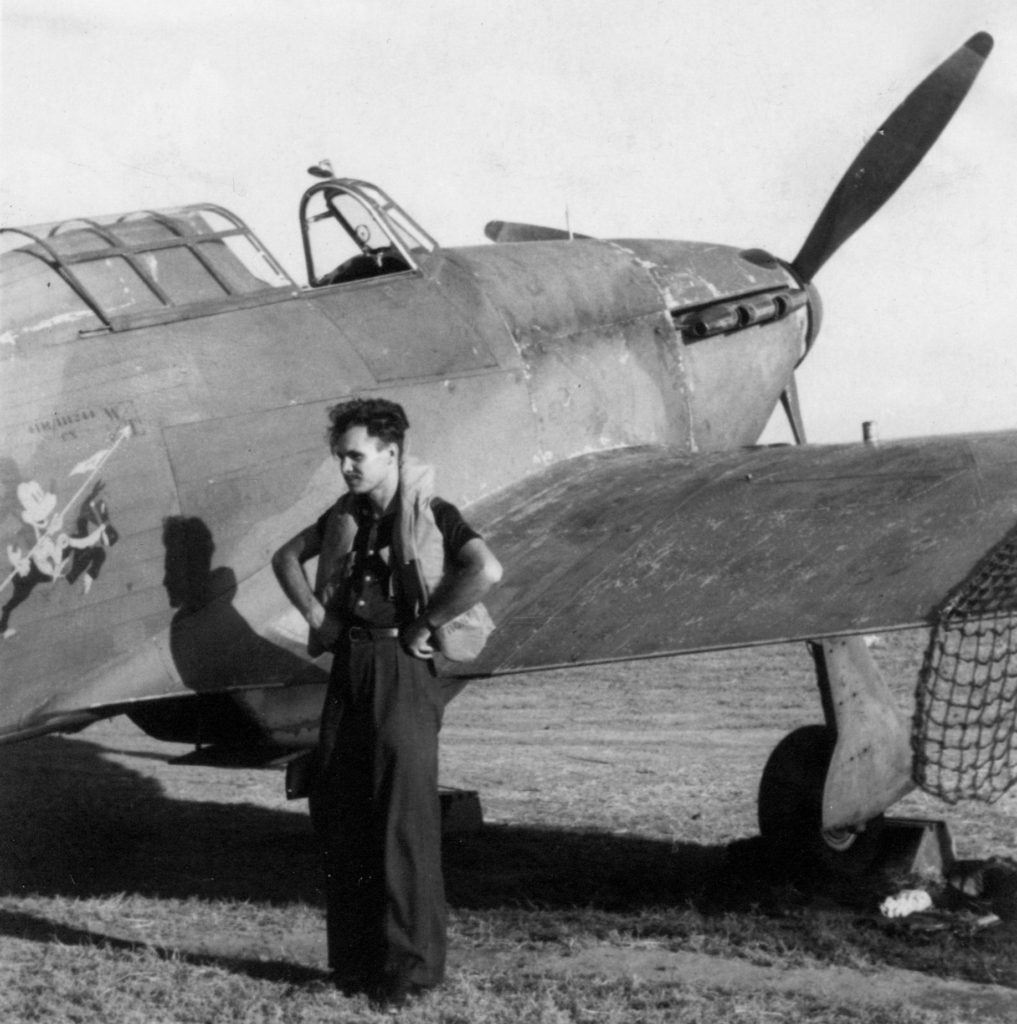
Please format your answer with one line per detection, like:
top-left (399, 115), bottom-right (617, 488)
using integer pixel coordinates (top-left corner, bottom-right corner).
top-left (452, 432), bottom-right (1017, 676)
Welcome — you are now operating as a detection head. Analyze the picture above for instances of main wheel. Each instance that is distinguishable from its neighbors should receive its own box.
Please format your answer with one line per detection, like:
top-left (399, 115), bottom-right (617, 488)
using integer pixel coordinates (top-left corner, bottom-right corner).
top-left (758, 725), bottom-right (884, 876)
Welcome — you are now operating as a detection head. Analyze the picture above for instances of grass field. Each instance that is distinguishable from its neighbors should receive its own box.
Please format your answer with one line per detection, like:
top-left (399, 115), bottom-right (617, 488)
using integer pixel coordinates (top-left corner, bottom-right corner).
top-left (1, 630), bottom-right (1015, 1022)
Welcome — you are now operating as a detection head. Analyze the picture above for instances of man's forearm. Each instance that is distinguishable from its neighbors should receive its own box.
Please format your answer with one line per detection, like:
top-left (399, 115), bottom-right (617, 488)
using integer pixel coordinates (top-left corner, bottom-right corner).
top-left (400, 565), bottom-right (496, 659)
top-left (419, 540), bottom-right (502, 628)
top-left (272, 546), bottom-right (324, 628)
top-left (420, 568), bottom-right (493, 628)
top-left (400, 539), bottom-right (501, 658)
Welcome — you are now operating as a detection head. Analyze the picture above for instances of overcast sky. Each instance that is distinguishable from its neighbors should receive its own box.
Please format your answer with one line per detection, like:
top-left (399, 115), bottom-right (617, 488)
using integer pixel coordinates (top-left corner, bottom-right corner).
top-left (2, 0), bottom-right (1014, 443)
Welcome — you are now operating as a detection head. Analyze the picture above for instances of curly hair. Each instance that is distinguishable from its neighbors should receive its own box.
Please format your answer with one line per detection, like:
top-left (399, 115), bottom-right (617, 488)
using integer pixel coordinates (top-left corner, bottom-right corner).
top-left (326, 397), bottom-right (410, 454)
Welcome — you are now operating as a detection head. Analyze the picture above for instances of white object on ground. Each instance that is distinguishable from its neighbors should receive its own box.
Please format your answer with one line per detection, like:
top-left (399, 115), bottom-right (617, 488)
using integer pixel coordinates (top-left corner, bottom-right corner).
top-left (879, 889), bottom-right (933, 918)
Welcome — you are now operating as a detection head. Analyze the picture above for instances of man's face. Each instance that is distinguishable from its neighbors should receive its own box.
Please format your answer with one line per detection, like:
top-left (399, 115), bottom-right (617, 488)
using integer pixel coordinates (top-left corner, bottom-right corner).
top-left (333, 426), bottom-right (398, 500)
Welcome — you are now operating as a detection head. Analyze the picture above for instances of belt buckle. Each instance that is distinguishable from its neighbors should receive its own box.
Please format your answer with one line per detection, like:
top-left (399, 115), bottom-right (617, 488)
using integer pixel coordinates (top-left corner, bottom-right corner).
top-left (348, 626), bottom-right (371, 643)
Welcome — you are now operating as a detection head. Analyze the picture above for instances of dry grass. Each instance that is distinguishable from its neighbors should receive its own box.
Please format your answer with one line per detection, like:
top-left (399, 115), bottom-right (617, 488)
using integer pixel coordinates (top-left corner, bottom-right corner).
top-left (1, 630), bottom-right (1015, 1022)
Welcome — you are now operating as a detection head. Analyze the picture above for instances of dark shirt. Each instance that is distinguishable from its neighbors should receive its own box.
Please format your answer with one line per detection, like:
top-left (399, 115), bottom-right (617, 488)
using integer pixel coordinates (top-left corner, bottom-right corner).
top-left (315, 495), bottom-right (479, 627)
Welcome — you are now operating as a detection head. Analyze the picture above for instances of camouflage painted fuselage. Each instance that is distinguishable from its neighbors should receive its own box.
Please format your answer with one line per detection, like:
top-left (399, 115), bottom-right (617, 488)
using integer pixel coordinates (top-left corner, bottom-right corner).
top-left (0, 204), bottom-right (807, 745)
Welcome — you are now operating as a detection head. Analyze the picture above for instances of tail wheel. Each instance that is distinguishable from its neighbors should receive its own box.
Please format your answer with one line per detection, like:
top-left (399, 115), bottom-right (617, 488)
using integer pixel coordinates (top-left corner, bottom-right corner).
top-left (758, 725), bottom-right (884, 876)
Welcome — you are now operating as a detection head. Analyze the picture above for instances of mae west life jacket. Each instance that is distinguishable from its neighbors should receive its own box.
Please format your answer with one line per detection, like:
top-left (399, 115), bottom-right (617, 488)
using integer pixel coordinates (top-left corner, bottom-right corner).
top-left (309, 458), bottom-right (492, 661)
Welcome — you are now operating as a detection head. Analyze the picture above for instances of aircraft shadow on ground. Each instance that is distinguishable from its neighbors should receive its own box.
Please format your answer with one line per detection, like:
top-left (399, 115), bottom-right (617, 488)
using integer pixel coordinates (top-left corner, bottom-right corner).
top-left (0, 907), bottom-right (327, 985)
top-left (0, 733), bottom-right (784, 915)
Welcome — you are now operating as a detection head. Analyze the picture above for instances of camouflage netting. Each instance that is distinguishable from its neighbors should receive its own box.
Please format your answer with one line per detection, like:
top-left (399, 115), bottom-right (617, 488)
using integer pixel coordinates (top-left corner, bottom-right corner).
top-left (913, 521), bottom-right (1017, 804)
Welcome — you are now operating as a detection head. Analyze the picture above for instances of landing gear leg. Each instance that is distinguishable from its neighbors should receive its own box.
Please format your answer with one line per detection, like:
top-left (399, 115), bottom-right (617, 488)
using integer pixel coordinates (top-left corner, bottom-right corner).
top-left (757, 636), bottom-right (913, 875)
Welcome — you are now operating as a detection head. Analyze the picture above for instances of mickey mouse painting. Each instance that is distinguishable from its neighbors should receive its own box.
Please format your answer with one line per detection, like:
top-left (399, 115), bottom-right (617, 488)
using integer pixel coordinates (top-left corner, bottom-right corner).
top-left (1, 479), bottom-right (118, 638)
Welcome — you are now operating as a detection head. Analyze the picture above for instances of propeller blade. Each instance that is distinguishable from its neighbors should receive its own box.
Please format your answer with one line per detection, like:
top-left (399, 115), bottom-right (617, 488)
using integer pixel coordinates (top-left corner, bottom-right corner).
top-left (791, 31), bottom-right (993, 282)
top-left (484, 220), bottom-right (591, 243)
top-left (779, 376), bottom-right (807, 445)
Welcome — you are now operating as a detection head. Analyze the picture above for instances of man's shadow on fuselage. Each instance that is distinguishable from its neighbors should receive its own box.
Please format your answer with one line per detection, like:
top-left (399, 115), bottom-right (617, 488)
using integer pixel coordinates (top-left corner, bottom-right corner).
top-left (128, 516), bottom-right (325, 749)
top-left (163, 515), bottom-right (244, 677)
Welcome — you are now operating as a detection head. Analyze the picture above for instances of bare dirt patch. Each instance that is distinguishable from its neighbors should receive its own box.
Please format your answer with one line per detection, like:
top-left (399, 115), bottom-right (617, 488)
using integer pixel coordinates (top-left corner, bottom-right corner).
top-left (469, 945), bottom-right (1017, 1021)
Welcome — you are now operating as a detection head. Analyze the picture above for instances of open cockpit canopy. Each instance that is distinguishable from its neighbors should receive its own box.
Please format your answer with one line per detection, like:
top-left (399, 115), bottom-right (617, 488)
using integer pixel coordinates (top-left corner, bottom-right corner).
top-left (1, 205), bottom-right (296, 346)
top-left (299, 178), bottom-right (438, 287)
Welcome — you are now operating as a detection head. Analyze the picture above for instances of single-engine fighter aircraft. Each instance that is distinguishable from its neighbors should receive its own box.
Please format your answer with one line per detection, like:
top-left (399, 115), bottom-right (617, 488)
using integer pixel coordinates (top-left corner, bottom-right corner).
top-left (2, 32), bottom-right (1015, 871)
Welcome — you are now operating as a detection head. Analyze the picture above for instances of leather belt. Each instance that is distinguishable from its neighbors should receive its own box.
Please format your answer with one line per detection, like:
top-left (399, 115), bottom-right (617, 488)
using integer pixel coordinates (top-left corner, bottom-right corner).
top-left (347, 626), bottom-right (401, 643)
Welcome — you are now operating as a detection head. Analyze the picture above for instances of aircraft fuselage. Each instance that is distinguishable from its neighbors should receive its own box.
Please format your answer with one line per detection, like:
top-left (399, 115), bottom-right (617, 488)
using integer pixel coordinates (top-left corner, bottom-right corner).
top-left (0, 205), bottom-right (807, 748)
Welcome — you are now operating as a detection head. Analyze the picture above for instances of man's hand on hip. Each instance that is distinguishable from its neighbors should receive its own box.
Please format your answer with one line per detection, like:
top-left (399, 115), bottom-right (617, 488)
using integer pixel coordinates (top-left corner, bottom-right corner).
top-left (307, 601), bottom-right (341, 650)
top-left (401, 620), bottom-right (435, 659)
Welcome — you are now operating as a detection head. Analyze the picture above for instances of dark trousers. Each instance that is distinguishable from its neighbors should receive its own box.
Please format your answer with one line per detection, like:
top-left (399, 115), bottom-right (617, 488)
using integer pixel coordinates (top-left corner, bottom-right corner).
top-left (311, 636), bottom-right (446, 989)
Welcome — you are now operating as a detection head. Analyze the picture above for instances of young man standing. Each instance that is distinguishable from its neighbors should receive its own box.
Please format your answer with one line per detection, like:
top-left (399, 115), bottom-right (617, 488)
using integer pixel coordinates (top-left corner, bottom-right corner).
top-left (272, 398), bottom-right (501, 1008)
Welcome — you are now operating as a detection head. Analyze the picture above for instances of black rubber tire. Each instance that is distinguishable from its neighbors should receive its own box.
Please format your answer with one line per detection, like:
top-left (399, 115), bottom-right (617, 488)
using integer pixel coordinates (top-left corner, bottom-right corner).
top-left (758, 725), bottom-right (884, 877)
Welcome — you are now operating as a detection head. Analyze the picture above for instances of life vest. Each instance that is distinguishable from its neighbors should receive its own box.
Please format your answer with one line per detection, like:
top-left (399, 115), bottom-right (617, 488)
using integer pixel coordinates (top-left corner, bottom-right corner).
top-left (309, 458), bottom-right (445, 655)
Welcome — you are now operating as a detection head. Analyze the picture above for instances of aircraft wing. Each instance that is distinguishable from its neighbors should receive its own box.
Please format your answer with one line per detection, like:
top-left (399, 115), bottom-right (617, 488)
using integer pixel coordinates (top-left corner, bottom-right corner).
top-left (451, 431), bottom-right (1017, 677)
